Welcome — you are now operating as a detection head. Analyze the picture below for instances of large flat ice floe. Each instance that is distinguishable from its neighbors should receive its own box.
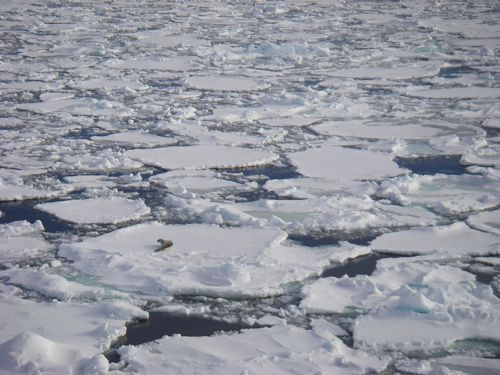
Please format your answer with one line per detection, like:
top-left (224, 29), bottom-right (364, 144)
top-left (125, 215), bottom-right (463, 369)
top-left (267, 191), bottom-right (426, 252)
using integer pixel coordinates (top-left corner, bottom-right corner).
top-left (59, 222), bottom-right (360, 297)
top-left (115, 320), bottom-right (388, 375)
top-left (126, 145), bottom-right (279, 170)
top-left (289, 145), bottom-right (404, 181)
top-left (370, 222), bottom-right (499, 255)
top-left (35, 198), bottom-right (150, 224)
top-left (185, 75), bottom-right (269, 91)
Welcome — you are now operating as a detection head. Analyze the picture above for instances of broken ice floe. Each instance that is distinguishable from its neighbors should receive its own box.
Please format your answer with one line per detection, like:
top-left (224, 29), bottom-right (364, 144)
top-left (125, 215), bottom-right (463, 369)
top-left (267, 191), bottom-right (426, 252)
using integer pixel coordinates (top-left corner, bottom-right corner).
top-left (376, 173), bottom-right (500, 215)
top-left (302, 261), bottom-right (500, 354)
top-left (466, 209), bottom-right (500, 235)
top-left (115, 319), bottom-right (388, 375)
top-left (0, 221), bottom-right (49, 263)
top-left (185, 75), bottom-right (269, 91)
top-left (35, 197), bottom-right (150, 225)
top-left (0, 285), bottom-right (146, 374)
top-left (370, 222), bottom-right (499, 256)
top-left (58, 222), bottom-right (360, 297)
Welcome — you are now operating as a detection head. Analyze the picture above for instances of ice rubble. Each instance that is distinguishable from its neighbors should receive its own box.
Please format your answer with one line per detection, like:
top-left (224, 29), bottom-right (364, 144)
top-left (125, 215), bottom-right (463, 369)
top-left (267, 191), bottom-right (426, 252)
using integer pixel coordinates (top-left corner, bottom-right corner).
top-left (302, 261), bottom-right (500, 353)
top-left (0, 284), bottom-right (146, 375)
top-left (35, 198), bottom-right (150, 225)
top-left (376, 174), bottom-right (500, 215)
top-left (114, 320), bottom-right (388, 375)
top-left (58, 222), bottom-right (363, 297)
top-left (126, 145), bottom-right (279, 170)
top-left (110, 57), bottom-right (197, 71)
top-left (0, 221), bottom-right (50, 263)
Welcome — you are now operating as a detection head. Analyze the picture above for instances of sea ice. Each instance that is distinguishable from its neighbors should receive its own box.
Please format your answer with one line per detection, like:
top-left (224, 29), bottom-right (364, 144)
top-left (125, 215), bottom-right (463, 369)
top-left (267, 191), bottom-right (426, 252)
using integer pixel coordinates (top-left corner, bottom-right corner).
top-left (289, 145), bottom-right (404, 181)
top-left (376, 174), bottom-right (500, 215)
top-left (0, 287), bottom-right (146, 374)
top-left (185, 75), bottom-right (269, 91)
top-left (91, 131), bottom-right (177, 147)
top-left (406, 87), bottom-right (500, 99)
top-left (312, 120), bottom-right (447, 140)
top-left (326, 65), bottom-right (440, 80)
top-left (126, 145), bottom-right (279, 170)
top-left (110, 57), bottom-right (197, 71)
top-left (370, 222), bottom-right (499, 255)
top-left (302, 261), bottom-right (500, 354)
top-left (115, 320), bottom-right (388, 375)
top-left (0, 221), bottom-right (50, 263)
top-left (59, 222), bottom-right (344, 297)
top-left (466, 209), bottom-right (500, 235)
top-left (35, 197), bottom-right (150, 224)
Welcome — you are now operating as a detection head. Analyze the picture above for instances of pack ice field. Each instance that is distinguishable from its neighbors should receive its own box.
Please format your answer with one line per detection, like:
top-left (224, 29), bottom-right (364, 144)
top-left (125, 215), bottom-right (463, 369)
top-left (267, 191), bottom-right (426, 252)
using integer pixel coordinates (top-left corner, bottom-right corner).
top-left (0, 0), bottom-right (499, 374)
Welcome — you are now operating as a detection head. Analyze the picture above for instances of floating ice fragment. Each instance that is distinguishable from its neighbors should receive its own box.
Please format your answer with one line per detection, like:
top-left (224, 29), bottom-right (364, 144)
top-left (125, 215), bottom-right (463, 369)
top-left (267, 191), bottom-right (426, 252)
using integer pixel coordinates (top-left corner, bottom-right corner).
top-left (0, 268), bottom-right (126, 302)
top-left (59, 222), bottom-right (339, 297)
top-left (35, 197), bottom-right (150, 224)
top-left (312, 120), bottom-right (445, 140)
top-left (126, 145), bottom-right (279, 170)
top-left (466, 210), bottom-right (500, 235)
top-left (289, 145), bottom-right (404, 181)
top-left (326, 65), bottom-right (440, 80)
top-left (405, 87), bottom-right (500, 99)
top-left (0, 221), bottom-right (50, 263)
top-left (91, 131), bottom-right (177, 147)
top-left (370, 222), bottom-right (499, 255)
top-left (185, 75), bottom-right (269, 91)
top-left (111, 57), bottom-right (196, 71)
top-left (116, 322), bottom-right (388, 374)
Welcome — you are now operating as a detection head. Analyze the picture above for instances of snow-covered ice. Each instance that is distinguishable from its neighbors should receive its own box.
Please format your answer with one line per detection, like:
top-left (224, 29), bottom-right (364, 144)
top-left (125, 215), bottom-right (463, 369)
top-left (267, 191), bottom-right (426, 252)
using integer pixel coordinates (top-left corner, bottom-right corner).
top-left (35, 197), bottom-right (150, 224)
top-left (59, 222), bottom-right (348, 297)
top-left (126, 145), bottom-right (279, 170)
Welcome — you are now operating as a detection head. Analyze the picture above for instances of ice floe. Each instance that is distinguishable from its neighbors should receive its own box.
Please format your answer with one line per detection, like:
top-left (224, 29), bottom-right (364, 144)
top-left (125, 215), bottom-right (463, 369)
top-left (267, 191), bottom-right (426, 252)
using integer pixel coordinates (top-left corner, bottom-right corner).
top-left (302, 261), bottom-right (500, 354)
top-left (467, 209), bottom-right (500, 235)
top-left (0, 221), bottom-right (50, 263)
top-left (126, 145), bottom-right (279, 170)
top-left (59, 222), bottom-right (353, 297)
top-left (376, 174), bottom-right (500, 215)
top-left (289, 145), bottom-right (404, 181)
top-left (0, 286), bottom-right (146, 374)
top-left (35, 197), bottom-right (150, 225)
top-left (185, 75), bottom-right (269, 91)
top-left (115, 320), bottom-right (388, 375)
top-left (370, 222), bottom-right (499, 256)
top-left (110, 57), bottom-right (197, 71)
top-left (91, 131), bottom-right (177, 147)
top-left (406, 87), bottom-right (500, 99)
